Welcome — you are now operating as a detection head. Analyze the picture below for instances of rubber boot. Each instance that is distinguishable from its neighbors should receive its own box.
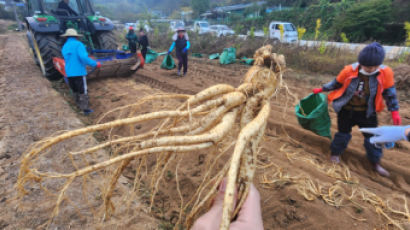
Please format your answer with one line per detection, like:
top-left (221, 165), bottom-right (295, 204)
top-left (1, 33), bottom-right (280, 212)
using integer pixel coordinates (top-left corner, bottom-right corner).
top-left (78, 94), bottom-right (93, 115)
top-left (330, 155), bottom-right (340, 164)
top-left (374, 163), bottom-right (390, 177)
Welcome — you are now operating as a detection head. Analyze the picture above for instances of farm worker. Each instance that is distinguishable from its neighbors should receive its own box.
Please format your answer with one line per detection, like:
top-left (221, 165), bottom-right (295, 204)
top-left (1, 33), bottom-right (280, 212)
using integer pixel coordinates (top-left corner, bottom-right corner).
top-left (192, 180), bottom-right (263, 230)
top-left (126, 27), bottom-right (138, 54)
top-left (138, 28), bottom-right (149, 60)
top-left (360, 125), bottom-right (410, 144)
top-left (61, 28), bottom-right (101, 115)
top-left (312, 42), bottom-right (401, 177)
top-left (168, 27), bottom-right (190, 77)
top-left (57, 0), bottom-right (78, 16)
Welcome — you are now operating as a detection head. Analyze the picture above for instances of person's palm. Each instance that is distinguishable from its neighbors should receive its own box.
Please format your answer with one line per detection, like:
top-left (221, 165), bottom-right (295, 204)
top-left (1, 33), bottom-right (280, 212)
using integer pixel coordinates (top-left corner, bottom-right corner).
top-left (192, 183), bottom-right (263, 230)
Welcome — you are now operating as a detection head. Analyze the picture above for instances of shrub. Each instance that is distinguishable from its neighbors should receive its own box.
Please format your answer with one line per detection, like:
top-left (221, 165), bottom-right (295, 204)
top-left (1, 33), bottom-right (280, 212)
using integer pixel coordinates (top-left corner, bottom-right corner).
top-left (340, 32), bottom-right (349, 43)
top-left (315, 19), bottom-right (321, 41)
top-left (405, 21), bottom-right (410, 46)
top-left (297, 27), bottom-right (306, 40)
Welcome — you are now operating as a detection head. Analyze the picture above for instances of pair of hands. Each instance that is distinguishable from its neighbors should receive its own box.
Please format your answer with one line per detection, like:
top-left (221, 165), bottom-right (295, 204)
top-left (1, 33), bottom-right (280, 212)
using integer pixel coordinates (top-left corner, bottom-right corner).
top-left (192, 181), bottom-right (263, 230)
top-left (312, 88), bottom-right (402, 125)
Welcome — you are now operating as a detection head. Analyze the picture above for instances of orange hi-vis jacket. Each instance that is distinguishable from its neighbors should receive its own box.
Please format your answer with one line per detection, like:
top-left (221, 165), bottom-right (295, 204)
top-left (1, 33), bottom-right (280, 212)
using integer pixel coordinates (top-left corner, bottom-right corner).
top-left (327, 63), bottom-right (395, 113)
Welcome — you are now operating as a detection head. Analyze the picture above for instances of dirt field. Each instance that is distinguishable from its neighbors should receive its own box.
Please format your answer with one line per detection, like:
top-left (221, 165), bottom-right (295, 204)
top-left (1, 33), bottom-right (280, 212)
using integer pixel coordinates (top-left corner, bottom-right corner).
top-left (1, 31), bottom-right (409, 230)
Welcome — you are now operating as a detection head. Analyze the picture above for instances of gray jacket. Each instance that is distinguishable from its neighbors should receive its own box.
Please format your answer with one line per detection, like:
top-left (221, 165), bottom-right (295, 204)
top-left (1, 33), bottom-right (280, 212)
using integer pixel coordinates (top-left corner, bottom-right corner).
top-left (322, 63), bottom-right (399, 118)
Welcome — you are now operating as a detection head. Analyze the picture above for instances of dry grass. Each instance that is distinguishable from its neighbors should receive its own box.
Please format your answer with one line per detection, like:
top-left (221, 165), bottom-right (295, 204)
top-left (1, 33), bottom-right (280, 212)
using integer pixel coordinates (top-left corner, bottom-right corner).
top-left (259, 143), bottom-right (410, 230)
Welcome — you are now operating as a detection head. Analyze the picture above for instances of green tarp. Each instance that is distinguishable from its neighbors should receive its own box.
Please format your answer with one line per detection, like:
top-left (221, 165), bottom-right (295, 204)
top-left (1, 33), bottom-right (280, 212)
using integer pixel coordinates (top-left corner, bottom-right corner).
top-left (209, 53), bottom-right (220, 60)
top-left (161, 54), bottom-right (176, 70)
top-left (219, 47), bottom-right (236, 65)
top-left (240, 57), bottom-right (254, 65)
top-left (295, 93), bottom-right (332, 139)
top-left (145, 49), bottom-right (159, 64)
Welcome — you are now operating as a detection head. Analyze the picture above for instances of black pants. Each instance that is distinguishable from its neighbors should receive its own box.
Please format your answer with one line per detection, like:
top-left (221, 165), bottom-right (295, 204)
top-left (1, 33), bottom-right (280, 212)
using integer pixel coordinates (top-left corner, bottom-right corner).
top-left (141, 47), bottom-right (147, 60)
top-left (331, 108), bottom-right (382, 163)
top-left (68, 76), bottom-right (85, 94)
top-left (129, 42), bottom-right (137, 54)
top-left (177, 52), bottom-right (188, 74)
top-left (68, 76), bottom-right (89, 111)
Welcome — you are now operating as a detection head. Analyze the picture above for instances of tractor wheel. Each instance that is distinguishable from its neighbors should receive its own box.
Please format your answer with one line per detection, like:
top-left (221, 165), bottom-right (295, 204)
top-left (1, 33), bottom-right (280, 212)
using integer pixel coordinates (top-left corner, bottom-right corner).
top-left (34, 33), bottom-right (63, 80)
top-left (97, 31), bottom-right (117, 51)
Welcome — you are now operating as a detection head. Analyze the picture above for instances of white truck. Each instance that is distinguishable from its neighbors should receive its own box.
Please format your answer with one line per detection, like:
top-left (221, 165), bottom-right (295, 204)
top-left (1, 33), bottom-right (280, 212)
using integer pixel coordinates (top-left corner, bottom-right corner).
top-left (192, 20), bottom-right (211, 35)
top-left (269, 21), bottom-right (298, 43)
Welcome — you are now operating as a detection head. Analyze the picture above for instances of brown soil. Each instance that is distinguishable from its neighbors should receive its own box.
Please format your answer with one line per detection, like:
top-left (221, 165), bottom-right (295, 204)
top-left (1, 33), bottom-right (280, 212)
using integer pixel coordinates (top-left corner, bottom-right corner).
top-left (0, 34), bottom-right (157, 229)
top-left (1, 31), bottom-right (409, 230)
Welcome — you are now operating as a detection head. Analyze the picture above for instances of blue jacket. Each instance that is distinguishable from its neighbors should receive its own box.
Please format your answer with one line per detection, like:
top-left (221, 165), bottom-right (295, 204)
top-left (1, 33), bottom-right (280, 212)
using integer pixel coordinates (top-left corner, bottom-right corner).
top-left (62, 37), bottom-right (97, 77)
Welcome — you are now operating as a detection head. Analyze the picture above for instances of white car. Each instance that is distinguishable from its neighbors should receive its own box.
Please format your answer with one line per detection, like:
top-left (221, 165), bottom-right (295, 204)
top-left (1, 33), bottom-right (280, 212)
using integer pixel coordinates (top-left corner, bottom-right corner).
top-left (170, 20), bottom-right (185, 32)
top-left (209, 25), bottom-right (235, 37)
top-left (192, 21), bottom-right (211, 35)
top-left (269, 21), bottom-right (298, 43)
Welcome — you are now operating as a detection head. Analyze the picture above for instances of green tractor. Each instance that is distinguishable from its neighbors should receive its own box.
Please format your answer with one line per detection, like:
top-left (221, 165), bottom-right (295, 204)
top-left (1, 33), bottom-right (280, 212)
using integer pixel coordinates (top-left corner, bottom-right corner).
top-left (25, 0), bottom-right (119, 80)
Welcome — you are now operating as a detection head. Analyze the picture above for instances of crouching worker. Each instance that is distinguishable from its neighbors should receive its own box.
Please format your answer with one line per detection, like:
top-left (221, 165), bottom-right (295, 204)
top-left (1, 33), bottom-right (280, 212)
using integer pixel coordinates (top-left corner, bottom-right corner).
top-left (168, 27), bottom-right (190, 77)
top-left (61, 29), bottom-right (101, 115)
top-left (312, 42), bottom-right (401, 177)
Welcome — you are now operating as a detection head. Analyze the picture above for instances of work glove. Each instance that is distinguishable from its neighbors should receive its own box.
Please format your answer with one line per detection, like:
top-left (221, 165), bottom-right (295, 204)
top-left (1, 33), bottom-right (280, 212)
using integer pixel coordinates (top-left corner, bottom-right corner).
top-left (183, 48), bottom-right (188, 53)
top-left (312, 88), bottom-right (323, 94)
top-left (360, 126), bottom-right (410, 144)
top-left (391, 111), bottom-right (402, 125)
top-left (96, 62), bottom-right (101, 68)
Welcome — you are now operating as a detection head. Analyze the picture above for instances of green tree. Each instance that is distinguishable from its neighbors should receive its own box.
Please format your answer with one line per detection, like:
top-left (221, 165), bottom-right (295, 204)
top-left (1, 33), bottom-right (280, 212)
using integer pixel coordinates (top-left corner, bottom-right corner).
top-left (334, 0), bottom-right (392, 42)
top-left (192, 0), bottom-right (210, 18)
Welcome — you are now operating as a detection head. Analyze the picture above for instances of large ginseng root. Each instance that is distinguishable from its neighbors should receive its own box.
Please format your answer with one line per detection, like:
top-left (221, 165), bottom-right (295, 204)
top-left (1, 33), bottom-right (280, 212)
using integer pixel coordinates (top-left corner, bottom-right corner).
top-left (16, 45), bottom-right (285, 230)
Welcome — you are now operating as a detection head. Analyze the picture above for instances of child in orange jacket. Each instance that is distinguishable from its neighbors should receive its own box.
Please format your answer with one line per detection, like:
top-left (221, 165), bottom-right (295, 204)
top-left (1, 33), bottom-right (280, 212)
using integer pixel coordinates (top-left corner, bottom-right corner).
top-left (313, 42), bottom-right (401, 177)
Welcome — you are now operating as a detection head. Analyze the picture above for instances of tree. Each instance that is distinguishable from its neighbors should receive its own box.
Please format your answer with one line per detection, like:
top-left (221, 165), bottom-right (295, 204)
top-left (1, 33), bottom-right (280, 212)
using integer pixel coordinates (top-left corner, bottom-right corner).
top-left (192, 0), bottom-right (210, 18)
top-left (334, 0), bottom-right (392, 42)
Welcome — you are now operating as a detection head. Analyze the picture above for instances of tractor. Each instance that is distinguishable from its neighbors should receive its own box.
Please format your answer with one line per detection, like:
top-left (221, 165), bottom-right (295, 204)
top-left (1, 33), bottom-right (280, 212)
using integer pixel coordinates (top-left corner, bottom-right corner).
top-left (25, 0), bottom-right (141, 80)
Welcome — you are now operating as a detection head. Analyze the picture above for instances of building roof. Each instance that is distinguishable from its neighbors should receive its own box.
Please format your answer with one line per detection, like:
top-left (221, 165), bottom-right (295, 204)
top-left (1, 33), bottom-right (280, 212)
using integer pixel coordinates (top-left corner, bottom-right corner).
top-left (214, 1), bottom-right (267, 13)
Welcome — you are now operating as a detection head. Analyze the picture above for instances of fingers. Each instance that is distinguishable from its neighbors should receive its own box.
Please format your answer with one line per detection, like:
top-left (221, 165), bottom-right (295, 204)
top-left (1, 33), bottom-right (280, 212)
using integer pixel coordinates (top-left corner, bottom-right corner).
top-left (369, 136), bottom-right (385, 144)
top-left (191, 179), bottom-right (227, 230)
top-left (360, 128), bottom-right (381, 135)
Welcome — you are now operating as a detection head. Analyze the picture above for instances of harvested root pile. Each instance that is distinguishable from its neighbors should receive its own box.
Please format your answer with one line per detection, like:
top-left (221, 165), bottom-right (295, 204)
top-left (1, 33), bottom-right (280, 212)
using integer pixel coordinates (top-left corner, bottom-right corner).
top-left (17, 45), bottom-right (285, 229)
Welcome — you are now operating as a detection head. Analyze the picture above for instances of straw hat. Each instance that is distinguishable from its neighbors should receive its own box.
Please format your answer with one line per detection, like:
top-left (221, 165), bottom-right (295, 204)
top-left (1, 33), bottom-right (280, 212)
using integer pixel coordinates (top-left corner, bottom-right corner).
top-left (176, 27), bottom-right (186, 32)
top-left (61, 28), bottom-right (83, 37)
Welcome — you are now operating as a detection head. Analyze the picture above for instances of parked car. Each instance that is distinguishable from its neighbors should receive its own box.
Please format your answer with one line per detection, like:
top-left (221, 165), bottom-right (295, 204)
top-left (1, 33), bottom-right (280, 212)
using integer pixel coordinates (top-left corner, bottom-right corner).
top-left (209, 25), bottom-right (235, 37)
top-left (192, 20), bottom-right (211, 34)
top-left (170, 20), bottom-right (185, 31)
top-left (269, 21), bottom-right (298, 43)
